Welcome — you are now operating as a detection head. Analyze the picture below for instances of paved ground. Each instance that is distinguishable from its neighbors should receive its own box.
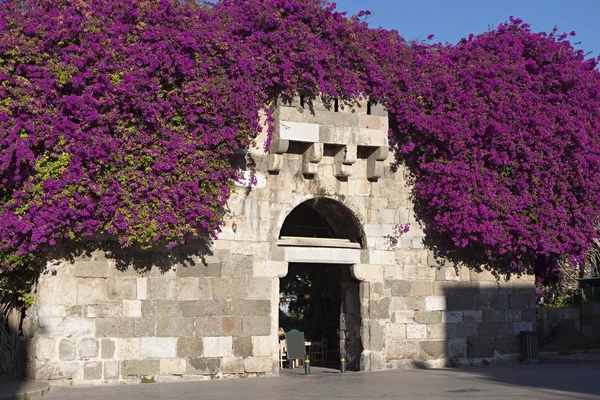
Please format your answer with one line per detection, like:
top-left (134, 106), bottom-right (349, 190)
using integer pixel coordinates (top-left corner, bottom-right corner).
top-left (37, 364), bottom-right (600, 400)
top-left (0, 379), bottom-right (49, 400)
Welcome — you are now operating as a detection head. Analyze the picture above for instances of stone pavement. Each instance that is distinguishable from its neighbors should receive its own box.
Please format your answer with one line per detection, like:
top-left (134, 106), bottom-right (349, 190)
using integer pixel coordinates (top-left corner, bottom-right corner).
top-left (41, 364), bottom-right (600, 400)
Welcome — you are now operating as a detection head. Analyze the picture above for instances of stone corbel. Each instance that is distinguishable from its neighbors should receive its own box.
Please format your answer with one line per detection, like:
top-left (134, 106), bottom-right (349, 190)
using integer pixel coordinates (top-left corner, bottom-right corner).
top-left (267, 138), bottom-right (289, 173)
top-left (367, 146), bottom-right (389, 180)
top-left (334, 145), bottom-right (357, 178)
top-left (302, 143), bottom-right (323, 176)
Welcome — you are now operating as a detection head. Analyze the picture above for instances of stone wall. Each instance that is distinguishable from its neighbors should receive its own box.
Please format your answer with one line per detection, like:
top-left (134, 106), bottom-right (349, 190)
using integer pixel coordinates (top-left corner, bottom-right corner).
top-left (24, 98), bottom-right (537, 385)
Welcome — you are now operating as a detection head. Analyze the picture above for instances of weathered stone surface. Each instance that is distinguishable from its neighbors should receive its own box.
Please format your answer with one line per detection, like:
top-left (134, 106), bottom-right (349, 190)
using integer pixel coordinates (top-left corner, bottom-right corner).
top-left (107, 279), bottom-right (137, 300)
top-left (447, 338), bottom-right (467, 359)
top-left (386, 340), bottom-right (419, 359)
top-left (177, 338), bottom-right (203, 358)
top-left (483, 310), bottom-right (505, 323)
top-left (222, 357), bottom-right (245, 374)
top-left (195, 317), bottom-right (242, 337)
top-left (233, 336), bottom-right (253, 357)
top-left (83, 361), bottom-right (102, 380)
top-left (59, 339), bottom-right (76, 361)
top-left (203, 336), bottom-right (233, 357)
top-left (187, 358), bottom-right (221, 375)
top-left (414, 311), bottom-right (442, 324)
top-left (242, 316), bottom-right (271, 336)
top-left (133, 318), bottom-right (156, 337)
top-left (160, 358), bottom-right (186, 375)
top-left (252, 336), bottom-right (273, 357)
top-left (121, 360), bottom-right (160, 376)
top-left (494, 337), bottom-right (520, 355)
top-left (180, 300), bottom-right (225, 317)
top-left (85, 303), bottom-right (123, 319)
top-left (157, 317), bottom-right (194, 338)
top-left (490, 296), bottom-right (509, 310)
top-left (420, 340), bottom-right (446, 360)
top-left (104, 361), bottom-right (119, 379)
top-left (101, 339), bottom-right (115, 359)
top-left (212, 278), bottom-right (248, 300)
top-left (77, 279), bottom-right (108, 304)
top-left (463, 310), bottom-right (483, 323)
top-left (122, 300), bottom-right (142, 318)
top-left (141, 338), bottom-right (177, 359)
top-left (446, 295), bottom-right (474, 311)
top-left (246, 278), bottom-right (273, 300)
top-left (244, 357), bottom-right (272, 373)
top-left (177, 263), bottom-right (223, 278)
top-left (467, 337), bottom-right (495, 358)
top-left (115, 338), bottom-right (141, 359)
top-left (410, 281), bottom-right (433, 296)
top-left (456, 323), bottom-right (478, 338)
top-left (78, 338), bottom-right (99, 359)
top-left (425, 296), bottom-right (446, 311)
top-left (388, 281), bottom-right (410, 297)
top-left (478, 322), bottom-right (502, 337)
top-left (406, 324), bottom-right (427, 340)
top-left (96, 318), bottom-right (134, 338)
top-left (370, 299), bottom-right (391, 319)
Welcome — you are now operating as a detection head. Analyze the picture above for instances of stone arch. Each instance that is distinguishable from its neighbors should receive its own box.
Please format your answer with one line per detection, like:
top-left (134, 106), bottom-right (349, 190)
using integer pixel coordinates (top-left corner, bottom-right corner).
top-left (278, 197), bottom-right (367, 249)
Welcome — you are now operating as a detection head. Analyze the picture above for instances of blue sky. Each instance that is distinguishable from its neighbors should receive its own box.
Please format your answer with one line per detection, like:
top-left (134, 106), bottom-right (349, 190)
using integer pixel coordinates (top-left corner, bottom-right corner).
top-left (333, 0), bottom-right (600, 56)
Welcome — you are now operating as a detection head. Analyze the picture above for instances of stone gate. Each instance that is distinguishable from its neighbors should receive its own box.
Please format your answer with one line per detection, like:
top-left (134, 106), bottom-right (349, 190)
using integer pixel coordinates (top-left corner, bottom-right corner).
top-left (24, 97), bottom-right (537, 385)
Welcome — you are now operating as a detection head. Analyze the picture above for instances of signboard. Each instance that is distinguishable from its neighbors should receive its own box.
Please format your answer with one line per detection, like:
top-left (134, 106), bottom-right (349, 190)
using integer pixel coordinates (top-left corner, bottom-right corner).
top-left (285, 329), bottom-right (306, 360)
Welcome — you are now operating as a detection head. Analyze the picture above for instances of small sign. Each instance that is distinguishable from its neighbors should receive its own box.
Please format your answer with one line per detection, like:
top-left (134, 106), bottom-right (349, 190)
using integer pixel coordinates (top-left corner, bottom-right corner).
top-left (285, 329), bottom-right (306, 360)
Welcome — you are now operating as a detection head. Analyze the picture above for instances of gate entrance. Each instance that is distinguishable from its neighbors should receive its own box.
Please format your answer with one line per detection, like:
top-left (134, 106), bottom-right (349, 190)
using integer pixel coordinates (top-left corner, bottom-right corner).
top-left (277, 198), bottom-right (365, 371)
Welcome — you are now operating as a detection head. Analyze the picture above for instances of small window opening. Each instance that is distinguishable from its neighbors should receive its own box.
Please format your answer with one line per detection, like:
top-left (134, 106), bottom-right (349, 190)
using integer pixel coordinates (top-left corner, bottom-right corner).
top-left (367, 101), bottom-right (372, 115)
top-left (300, 95), bottom-right (306, 109)
top-left (334, 98), bottom-right (339, 113)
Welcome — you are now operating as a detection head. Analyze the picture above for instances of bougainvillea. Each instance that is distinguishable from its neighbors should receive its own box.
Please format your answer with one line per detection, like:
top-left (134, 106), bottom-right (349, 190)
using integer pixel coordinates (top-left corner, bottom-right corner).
top-left (385, 18), bottom-right (600, 278)
top-left (1, 0), bottom-right (599, 302)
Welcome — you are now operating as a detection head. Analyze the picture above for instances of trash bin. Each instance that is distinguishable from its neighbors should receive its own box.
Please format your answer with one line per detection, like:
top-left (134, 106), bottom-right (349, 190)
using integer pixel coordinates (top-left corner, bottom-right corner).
top-left (521, 331), bottom-right (539, 364)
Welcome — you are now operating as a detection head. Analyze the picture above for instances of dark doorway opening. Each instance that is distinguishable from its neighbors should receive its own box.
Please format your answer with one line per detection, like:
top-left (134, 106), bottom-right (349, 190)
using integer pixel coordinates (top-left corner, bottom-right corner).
top-left (279, 263), bottom-right (362, 371)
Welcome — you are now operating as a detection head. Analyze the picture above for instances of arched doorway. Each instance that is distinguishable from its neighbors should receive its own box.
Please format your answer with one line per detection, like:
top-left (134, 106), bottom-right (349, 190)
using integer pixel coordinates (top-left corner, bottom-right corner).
top-left (277, 198), bottom-right (364, 371)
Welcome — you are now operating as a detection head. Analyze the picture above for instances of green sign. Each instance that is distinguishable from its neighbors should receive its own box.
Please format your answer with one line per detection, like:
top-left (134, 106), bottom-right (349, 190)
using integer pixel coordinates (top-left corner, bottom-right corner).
top-left (285, 329), bottom-right (306, 360)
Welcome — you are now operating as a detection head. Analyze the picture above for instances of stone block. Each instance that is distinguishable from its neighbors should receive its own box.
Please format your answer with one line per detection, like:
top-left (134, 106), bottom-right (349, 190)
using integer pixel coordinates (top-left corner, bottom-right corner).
top-left (246, 278), bottom-right (273, 300)
top-left (195, 317), bottom-right (242, 337)
top-left (78, 338), bottom-right (99, 359)
top-left (425, 296), bottom-right (446, 311)
top-left (252, 336), bottom-right (273, 357)
top-left (505, 309), bottom-right (522, 322)
top-left (104, 361), bottom-right (119, 379)
top-left (467, 337), bottom-right (495, 358)
top-left (410, 281), bottom-right (433, 296)
top-left (187, 358), bottom-right (221, 375)
top-left (176, 263), bottom-right (222, 278)
top-left (414, 311), bottom-right (442, 324)
top-left (96, 318), bottom-right (134, 338)
top-left (521, 308), bottom-right (537, 323)
top-left (107, 279), bottom-right (137, 300)
top-left (427, 324), bottom-right (455, 340)
top-left (233, 336), bottom-right (253, 357)
top-left (483, 310), bottom-right (505, 323)
top-left (157, 317), bottom-right (194, 338)
top-left (72, 261), bottom-right (114, 278)
top-left (419, 341), bottom-right (446, 360)
top-left (564, 308), bottom-right (581, 321)
top-left (463, 310), bottom-right (483, 323)
top-left (101, 339), bottom-right (115, 359)
top-left (177, 338), bottom-right (204, 358)
top-left (473, 294), bottom-right (492, 310)
top-left (222, 357), bottom-right (245, 374)
top-left (77, 278), bottom-right (108, 304)
top-left (211, 278), bottom-right (248, 300)
top-left (442, 311), bottom-right (463, 323)
top-left (244, 357), bottom-right (272, 373)
top-left (115, 338), bottom-right (141, 359)
top-left (203, 336), bottom-right (233, 357)
top-left (386, 324), bottom-right (407, 340)
top-left (180, 300), bottom-right (225, 317)
top-left (141, 338), bottom-right (177, 360)
top-left (59, 339), bottom-right (76, 361)
top-left (35, 305), bottom-right (67, 318)
top-left (447, 338), bottom-right (467, 359)
top-left (137, 278), bottom-right (147, 300)
top-left (37, 277), bottom-right (78, 306)
top-left (243, 316), bottom-right (271, 336)
top-left (370, 299), bottom-right (391, 319)
top-left (494, 337), bottom-right (520, 355)
top-left (509, 295), bottom-right (535, 309)
top-left (85, 302), bottom-right (123, 318)
top-left (478, 322), bottom-right (502, 337)
top-left (386, 340), bottom-right (419, 359)
top-left (33, 361), bottom-right (82, 381)
top-left (84, 361), bottom-right (103, 380)
top-left (123, 300), bottom-right (142, 318)
top-left (133, 318), bottom-right (156, 337)
top-left (34, 338), bottom-right (57, 360)
top-left (175, 278), bottom-right (200, 300)
top-left (490, 295), bottom-right (509, 310)
top-left (456, 323), bottom-right (478, 338)
top-left (160, 358), bottom-right (186, 375)
top-left (121, 360), bottom-right (160, 376)
top-left (406, 324), bottom-right (427, 339)
top-left (389, 281), bottom-right (411, 296)
top-left (446, 295), bottom-right (474, 311)
top-left (279, 121), bottom-right (319, 142)
top-left (513, 322), bottom-right (534, 335)
top-left (147, 278), bottom-right (175, 300)
top-left (141, 300), bottom-right (180, 317)
top-left (227, 300), bottom-right (271, 317)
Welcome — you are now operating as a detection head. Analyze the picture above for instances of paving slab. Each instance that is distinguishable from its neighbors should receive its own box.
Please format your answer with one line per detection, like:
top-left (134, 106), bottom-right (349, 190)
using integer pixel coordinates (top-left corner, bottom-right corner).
top-left (0, 380), bottom-right (50, 400)
top-left (41, 364), bottom-right (600, 400)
